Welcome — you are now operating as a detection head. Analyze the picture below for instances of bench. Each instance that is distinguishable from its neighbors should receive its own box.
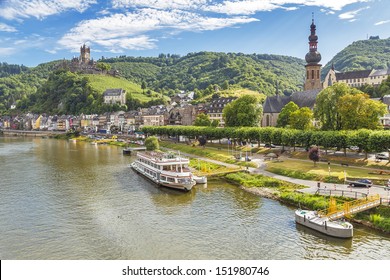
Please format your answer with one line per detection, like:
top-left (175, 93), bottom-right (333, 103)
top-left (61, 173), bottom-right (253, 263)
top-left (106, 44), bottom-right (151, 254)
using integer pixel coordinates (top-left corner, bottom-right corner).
top-left (340, 163), bottom-right (349, 167)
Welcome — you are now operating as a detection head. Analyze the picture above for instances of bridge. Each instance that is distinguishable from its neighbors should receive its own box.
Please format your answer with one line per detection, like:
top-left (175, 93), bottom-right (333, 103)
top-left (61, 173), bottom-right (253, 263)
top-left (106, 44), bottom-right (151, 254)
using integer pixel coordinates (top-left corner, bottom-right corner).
top-left (318, 195), bottom-right (382, 221)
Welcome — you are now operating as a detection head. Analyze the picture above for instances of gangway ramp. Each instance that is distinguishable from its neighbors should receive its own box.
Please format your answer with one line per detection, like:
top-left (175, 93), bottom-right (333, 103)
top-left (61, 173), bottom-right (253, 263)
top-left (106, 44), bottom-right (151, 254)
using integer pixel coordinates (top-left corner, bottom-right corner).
top-left (318, 195), bottom-right (381, 221)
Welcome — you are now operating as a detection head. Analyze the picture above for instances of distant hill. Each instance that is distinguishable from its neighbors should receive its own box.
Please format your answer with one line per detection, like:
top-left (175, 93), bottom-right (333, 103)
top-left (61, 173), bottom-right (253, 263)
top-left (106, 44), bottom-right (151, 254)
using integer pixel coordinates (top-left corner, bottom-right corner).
top-left (322, 37), bottom-right (390, 78)
top-left (102, 52), bottom-right (306, 96)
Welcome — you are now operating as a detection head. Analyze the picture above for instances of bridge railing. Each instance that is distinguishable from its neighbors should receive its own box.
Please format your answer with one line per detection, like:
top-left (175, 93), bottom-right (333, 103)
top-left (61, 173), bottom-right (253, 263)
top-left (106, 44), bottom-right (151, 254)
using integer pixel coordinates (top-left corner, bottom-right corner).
top-left (318, 195), bottom-right (382, 220)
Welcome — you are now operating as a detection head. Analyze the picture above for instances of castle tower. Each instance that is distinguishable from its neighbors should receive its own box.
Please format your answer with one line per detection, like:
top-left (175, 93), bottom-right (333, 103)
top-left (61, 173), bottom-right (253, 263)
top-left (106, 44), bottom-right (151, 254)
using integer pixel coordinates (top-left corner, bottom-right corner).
top-left (304, 15), bottom-right (322, 91)
top-left (80, 44), bottom-right (90, 64)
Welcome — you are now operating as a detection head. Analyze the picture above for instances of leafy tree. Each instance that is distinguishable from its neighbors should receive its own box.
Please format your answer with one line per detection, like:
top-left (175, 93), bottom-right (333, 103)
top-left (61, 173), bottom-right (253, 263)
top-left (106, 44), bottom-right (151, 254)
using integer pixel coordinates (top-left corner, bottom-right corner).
top-left (338, 93), bottom-right (387, 130)
top-left (308, 146), bottom-right (320, 166)
top-left (145, 136), bottom-right (159, 151)
top-left (96, 62), bottom-right (111, 74)
top-left (314, 83), bottom-right (363, 130)
top-left (141, 80), bottom-right (147, 93)
top-left (211, 119), bottom-right (220, 127)
top-left (289, 107), bottom-right (313, 130)
top-left (223, 94), bottom-right (263, 127)
top-left (221, 80), bottom-right (229, 90)
top-left (194, 113), bottom-right (211, 126)
top-left (377, 76), bottom-right (390, 97)
top-left (277, 101), bottom-right (299, 127)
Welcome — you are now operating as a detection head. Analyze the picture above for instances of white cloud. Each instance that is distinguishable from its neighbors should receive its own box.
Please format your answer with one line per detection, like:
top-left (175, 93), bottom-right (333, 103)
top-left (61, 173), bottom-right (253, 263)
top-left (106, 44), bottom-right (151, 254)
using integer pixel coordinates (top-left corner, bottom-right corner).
top-left (58, 8), bottom-right (259, 52)
top-left (111, 0), bottom-right (370, 14)
top-left (207, 0), bottom-right (280, 15)
top-left (0, 0), bottom-right (97, 20)
top-left (112, 0), bottom-right (209, 10)
top-left (338, 6), bottom-right (369, 20)
top-left (320, 8), bottom-right (335, 15)
top-left (0, 47), bottom-right (15, 56)
top-left (375, 20), bottom-right (390, 26)
top-left (204, 0), bottom-right (369, 15)
top-left (45, 49), bottom-right (57, 54)
top-left (95, 36), bottom-right (157, 52)
top-left (0, 22), bottom-right (17, 32)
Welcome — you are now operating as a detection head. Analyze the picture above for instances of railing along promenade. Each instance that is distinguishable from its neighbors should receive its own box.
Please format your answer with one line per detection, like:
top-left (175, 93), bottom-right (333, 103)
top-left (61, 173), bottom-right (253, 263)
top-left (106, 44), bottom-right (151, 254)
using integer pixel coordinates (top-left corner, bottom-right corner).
top-left (0, 129), bottom-right (66, 137)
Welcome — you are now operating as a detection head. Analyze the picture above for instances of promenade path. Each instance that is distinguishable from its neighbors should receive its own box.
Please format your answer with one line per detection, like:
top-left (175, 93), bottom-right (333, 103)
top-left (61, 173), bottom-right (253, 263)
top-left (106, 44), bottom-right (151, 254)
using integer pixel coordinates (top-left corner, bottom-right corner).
top-left (163, 147), bottom-right (390, 200)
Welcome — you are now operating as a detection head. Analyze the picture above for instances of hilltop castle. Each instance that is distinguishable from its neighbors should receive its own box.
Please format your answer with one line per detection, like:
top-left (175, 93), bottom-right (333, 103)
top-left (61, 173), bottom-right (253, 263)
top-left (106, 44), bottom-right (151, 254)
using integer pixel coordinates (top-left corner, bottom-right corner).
top-left (59, 44), bottom-right (118, 76)
top-left (68, 44), bottom-right (96, 73)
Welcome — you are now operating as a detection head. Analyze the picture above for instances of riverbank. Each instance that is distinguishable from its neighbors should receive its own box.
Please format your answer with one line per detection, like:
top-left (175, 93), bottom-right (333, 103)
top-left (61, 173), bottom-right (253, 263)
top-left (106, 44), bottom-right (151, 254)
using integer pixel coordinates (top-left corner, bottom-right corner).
top-left (8, 133), bottom-right (390, 234)
top-left (225, 171), bottom-right (390, 234)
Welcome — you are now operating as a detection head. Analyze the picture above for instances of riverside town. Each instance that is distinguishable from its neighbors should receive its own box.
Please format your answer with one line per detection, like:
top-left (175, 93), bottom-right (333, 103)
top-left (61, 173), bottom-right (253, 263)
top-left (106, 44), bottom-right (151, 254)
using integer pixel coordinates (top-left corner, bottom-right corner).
top-left (2, 2), bottom-right (390, 266)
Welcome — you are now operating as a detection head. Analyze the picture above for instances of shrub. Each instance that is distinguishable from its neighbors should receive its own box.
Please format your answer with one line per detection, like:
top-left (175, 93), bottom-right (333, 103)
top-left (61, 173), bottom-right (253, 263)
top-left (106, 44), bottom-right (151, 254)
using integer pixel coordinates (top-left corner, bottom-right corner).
top-left (145, 136), bottom-right (159, 151)
top-left (369, 214), bottom-right (384, 224)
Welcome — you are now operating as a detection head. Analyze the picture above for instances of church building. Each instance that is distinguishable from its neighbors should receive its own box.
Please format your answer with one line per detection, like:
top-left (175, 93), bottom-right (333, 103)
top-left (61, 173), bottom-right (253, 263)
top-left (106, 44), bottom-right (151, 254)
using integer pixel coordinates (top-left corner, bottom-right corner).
top-left (262, 16), bottom-right (322, 127)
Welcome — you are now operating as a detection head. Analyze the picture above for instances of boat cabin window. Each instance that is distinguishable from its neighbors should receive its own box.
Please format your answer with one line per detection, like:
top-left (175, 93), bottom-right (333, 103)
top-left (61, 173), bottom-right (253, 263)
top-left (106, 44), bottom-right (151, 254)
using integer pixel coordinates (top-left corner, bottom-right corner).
top-left (167, 177), bottom-right (175, 183)
top-left (161, 176), bottom-right (166, 181)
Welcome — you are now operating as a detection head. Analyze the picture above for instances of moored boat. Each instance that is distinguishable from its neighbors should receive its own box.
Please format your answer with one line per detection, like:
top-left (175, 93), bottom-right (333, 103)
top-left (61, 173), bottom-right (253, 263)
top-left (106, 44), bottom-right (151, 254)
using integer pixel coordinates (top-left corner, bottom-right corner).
top-left (193, 175), bottom-right (207, 184)
top-left (295, 209), bottom-right (353, 238)
top-left (130, 151), bottom-right (196, 191)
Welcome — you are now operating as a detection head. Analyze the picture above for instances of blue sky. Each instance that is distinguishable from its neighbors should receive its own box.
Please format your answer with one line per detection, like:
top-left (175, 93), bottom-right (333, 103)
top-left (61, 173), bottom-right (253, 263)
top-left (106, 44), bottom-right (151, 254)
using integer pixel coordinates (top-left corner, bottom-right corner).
top-left (0, 0), bottom-right (389, 67)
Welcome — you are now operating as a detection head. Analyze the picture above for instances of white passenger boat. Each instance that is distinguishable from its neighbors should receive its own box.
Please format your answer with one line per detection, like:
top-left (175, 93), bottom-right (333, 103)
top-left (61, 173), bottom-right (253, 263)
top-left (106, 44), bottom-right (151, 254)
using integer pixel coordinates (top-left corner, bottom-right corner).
top-left (295, 209), bottom-right (353, 238)
top-left (130, 151), bottom-right (196, 191)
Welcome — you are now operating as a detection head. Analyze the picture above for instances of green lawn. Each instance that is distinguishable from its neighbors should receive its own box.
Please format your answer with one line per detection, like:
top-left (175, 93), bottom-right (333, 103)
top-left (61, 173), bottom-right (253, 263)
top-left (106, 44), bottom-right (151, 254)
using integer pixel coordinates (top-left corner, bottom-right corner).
top-left (266, 158), bottom-right (390, 184)
top-left (81, 74), bottom-right (165, 102)
top-left (160, 141), bottom-right (234, 162)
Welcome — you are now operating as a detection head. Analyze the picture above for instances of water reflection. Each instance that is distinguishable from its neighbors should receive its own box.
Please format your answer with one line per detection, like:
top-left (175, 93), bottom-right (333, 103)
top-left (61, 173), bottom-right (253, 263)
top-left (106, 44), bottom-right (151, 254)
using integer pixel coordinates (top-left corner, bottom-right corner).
top-left (296, 223), bottom-right (353, 249)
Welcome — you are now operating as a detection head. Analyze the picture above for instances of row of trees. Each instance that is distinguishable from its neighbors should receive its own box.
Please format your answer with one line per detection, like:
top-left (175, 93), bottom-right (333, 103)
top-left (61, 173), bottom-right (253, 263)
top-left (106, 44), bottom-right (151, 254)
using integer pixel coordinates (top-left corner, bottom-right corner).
top-left (141, 125), bottom-right (390, 156)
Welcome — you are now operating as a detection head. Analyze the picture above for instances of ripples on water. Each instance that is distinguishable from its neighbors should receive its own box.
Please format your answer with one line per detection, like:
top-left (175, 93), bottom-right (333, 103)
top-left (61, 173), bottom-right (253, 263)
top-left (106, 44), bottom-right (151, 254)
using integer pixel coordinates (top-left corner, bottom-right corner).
top-left (0, 137), bottom-right (389, 260)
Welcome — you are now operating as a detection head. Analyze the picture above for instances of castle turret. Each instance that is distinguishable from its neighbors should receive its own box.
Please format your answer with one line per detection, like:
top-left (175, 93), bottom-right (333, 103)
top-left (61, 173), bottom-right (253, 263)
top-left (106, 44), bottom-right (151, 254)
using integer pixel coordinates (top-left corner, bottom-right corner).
top-left (304, 15), bottom-right (322, 91)
top-left (80, 44), bottom-right (90, 65)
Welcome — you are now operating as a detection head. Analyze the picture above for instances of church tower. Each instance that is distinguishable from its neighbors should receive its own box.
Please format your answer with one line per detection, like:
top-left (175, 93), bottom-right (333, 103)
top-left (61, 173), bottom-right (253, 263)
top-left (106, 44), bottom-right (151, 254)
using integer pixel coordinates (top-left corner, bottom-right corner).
top-left (80, 44), bottom-right (90, 65)
top-left (304, 15), bottom-right (322, 91)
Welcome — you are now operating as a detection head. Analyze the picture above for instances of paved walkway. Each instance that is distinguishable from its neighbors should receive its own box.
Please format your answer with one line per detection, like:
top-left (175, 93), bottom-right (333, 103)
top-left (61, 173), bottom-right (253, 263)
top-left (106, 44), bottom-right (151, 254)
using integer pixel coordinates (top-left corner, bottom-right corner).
top-left (250, 158), bottom-right (390, 200)
top-left (163, 147), bottom-right (390, 200)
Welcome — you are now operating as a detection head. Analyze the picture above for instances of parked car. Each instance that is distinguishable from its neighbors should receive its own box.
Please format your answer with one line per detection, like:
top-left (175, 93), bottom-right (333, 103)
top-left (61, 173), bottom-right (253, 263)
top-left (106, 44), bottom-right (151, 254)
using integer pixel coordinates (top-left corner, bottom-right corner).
top-left (349, 146), bottom-right (359, 151)
top-left (264, 143), bottom-right (276, 148)
top-left (375, 152), bottom-right (389, 160)
top-left (349, 179), bottom-right (372, 188)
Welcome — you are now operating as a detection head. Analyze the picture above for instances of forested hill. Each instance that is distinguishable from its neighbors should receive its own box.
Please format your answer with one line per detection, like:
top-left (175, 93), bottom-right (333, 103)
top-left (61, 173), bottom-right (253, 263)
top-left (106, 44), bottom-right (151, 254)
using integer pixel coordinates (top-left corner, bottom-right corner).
top-left (0, 62), bottom-right (29, 78)
top-left (101, 52), bottom-right (306, 96)
top-left (322, 37), bottom-right (390, 78)
top-left (0, 52), bottom-right (308, 114)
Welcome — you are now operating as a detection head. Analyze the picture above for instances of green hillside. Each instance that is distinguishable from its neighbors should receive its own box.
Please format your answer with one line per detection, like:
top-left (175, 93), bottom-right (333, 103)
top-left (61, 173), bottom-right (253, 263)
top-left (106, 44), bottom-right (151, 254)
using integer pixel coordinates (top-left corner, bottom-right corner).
top-left (81, 74), bottom-right (159, 102)
top-left (322, 37), bottom-right (390, 78)
top-left (102, 52), bottom-right (306, 96)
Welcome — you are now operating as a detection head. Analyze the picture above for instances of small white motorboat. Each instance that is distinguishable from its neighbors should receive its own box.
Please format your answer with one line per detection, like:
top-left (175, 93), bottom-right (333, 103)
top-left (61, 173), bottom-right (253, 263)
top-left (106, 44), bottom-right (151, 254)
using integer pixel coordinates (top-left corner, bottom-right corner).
top-left (192, 175), bottom-right (207, 184)
top-left (295, 209), bottom-right (353, 238)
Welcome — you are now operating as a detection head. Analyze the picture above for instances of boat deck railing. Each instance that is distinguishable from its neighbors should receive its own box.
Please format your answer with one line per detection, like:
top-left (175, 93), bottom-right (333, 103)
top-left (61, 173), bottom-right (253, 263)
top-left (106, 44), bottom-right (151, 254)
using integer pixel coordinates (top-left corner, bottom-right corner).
top-left (138, 151), bottom-right (189, 163)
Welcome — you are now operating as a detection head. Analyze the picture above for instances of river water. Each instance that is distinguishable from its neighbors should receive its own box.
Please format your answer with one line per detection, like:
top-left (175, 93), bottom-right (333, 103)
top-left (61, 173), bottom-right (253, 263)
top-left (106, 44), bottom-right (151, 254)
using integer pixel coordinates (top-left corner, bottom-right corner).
top-left (1, 137), bottom-right (389, 260)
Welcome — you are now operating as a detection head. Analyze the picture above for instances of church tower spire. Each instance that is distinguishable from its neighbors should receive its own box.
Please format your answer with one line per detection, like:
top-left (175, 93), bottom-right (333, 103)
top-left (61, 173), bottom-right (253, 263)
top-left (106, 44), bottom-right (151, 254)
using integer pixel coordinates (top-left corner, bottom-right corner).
top-left (304, 14), bottom-right (322, 91)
